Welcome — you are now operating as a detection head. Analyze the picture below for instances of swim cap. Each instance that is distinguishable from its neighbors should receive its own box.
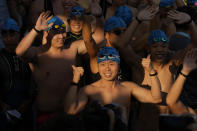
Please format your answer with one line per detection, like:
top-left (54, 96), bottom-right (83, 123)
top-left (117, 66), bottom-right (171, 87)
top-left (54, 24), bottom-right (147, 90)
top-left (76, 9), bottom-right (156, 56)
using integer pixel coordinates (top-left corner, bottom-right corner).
top-left (69, 6), bottom-right (84, 17)
top-left (1, 18), bottom-right (19, 32)
top-left (115, 6), bottom-right (133, 26)
top-left (97, 47), bottom-right (120, 64)
top-left (46, 16), bottom-right (66, 31)
top-left (148, 30), bottom-right (168, 45)
top-left (187, 0), bottom-right (197, 6)
top-left (104, 16), bottom-right (126, 32)
top-left (168, 33), bottom-right (191, 51)
top-left (159, 0), bottom-right (175, 7)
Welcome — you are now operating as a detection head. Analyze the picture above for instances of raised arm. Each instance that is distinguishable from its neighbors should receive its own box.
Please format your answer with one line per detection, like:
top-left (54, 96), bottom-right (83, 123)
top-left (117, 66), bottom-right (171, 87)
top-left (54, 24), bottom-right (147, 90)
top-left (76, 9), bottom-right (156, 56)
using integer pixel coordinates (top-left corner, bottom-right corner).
top-left (166, 49), bottom-right (197, 114)
top-left (123, 55), bottom-right (162, 103)
top-left (82, 15), bottom-right (100, 73)
top-left (64, 65), bottom-right (88, 115)
top-left (15, 11), bottom-right (53, 61)
top-left (115, 6), bottom-right (157, 48)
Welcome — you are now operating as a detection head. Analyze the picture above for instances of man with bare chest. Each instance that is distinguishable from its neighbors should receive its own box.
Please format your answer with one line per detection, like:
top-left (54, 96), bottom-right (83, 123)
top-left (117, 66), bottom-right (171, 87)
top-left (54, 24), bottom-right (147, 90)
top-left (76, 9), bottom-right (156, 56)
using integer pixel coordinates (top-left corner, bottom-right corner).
top-left (64, 47), bottom-right (162, 129)
top-left (15, 11), bottom-right (87, 128)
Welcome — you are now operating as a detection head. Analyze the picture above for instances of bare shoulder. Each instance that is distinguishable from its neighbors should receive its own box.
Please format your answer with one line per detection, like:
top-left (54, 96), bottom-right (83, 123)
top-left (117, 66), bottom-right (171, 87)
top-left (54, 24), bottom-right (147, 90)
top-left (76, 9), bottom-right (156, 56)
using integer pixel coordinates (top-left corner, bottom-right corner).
top-left (120, 81), bottom-right (140, 91)
top-left (71, 40), bottom-right (84, 47)
top-left (71, 40), bottom-right (87, 54)
top-left (82, 82), bottom-right (99, 95)
top-left (121, 81), bottom-right (138, 87)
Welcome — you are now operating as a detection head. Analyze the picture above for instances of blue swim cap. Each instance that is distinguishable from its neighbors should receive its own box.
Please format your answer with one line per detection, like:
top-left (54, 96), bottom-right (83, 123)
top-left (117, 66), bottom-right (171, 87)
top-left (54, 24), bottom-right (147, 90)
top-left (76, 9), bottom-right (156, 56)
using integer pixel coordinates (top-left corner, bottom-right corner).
top-left (97, 47), bottom-right (120, 64)
top-left (168, 33), bottom-right (191, 51)
top-left (1, 18), bottom-right (19, 32)
top-left (159, 0), bottom-right (175, 7)
top-left (69, 6), bottom-right (84, 17)
top-left (104, 16), bottom-right (126, 32)
top-left (187, 0), bottom-right (197, 6)
top-left (148, 30), bottom-right (168, 45)
top-left (115, 6), bottom-right (133, 26)
top-left (46, 16), bottom-right (65, 31)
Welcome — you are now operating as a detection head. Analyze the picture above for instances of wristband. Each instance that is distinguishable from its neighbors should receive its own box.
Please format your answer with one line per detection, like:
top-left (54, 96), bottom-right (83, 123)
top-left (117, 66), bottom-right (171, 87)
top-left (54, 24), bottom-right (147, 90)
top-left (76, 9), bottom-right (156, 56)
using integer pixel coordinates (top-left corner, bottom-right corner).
top-left (179, 71), bottom-right (188, 77)
top-left (135, 16), bottom-right (142, 24)
top-left (149, 70), bottom-right (158, 76)
top-left (33, 27), bottom-right (41, 33)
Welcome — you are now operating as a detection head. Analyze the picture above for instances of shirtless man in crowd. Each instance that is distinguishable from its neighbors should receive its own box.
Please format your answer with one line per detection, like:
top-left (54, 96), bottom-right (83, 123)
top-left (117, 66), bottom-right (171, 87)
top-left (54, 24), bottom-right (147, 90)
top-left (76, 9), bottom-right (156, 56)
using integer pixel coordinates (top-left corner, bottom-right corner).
top-left (64, 47), bottom-right (162, 128)
top-left (15, 11), bottom-right (87, 127)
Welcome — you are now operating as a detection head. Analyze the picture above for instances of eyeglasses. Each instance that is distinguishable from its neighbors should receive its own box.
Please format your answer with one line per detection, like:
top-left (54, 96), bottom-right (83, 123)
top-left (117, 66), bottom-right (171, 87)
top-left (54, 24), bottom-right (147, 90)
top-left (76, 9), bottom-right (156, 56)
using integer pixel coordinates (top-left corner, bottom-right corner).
top-left (111, 29), bottom-right (126, 36)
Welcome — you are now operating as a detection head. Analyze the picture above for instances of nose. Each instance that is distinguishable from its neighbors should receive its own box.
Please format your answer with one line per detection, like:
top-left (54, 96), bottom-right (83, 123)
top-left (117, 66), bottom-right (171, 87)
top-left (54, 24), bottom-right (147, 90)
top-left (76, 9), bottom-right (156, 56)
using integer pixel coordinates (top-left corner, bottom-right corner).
top-left (105, 64), bottom-right (110, 71)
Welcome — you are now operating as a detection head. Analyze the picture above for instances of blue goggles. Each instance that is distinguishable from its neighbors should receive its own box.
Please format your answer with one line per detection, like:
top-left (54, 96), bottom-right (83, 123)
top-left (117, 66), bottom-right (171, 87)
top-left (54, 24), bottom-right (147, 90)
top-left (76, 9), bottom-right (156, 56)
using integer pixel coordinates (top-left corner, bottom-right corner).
top-left (97, 54), bottom-right (120, 64)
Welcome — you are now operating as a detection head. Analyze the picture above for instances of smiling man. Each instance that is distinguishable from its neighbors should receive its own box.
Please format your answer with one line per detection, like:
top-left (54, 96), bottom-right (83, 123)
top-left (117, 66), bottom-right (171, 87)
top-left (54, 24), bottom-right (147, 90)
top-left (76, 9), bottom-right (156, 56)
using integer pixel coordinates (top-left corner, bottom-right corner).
top-left (15, 11), bottom-right (87, 129)
top-left (64, 47), bottom-right (162, 130)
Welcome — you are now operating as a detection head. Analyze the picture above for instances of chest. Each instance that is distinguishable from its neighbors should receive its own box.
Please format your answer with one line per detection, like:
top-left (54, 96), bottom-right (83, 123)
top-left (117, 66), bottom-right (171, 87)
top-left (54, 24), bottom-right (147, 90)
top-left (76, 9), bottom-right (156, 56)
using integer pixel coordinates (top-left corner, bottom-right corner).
top-left (90, 87), bottom-right (130, 106)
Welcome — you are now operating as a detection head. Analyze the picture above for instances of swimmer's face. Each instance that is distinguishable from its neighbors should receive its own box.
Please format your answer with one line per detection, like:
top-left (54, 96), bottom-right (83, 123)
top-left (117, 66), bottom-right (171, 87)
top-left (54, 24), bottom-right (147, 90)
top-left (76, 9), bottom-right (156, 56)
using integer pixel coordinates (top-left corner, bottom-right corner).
top-left (51, 32), bottom-right (66, 48)
top-left (149, 42), bottom-right (169, 62)
top-left (69, 16), bottom-right (83, 35)
top-left (2, 30), bottom-right (20, 52)
top-left (106, 27), bottom-right (126, 47)
top-left (98, 60), bottom-right (119, 81)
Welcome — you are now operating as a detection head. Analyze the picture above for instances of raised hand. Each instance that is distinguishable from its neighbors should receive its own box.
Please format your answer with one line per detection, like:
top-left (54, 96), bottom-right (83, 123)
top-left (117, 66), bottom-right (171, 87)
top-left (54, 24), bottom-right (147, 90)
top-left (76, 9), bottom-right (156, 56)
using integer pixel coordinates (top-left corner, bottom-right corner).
top-left (182, 49), bottom-right (197, 74)
top-left (167, 10), bottom-right (191, 24)
top-left (142, 54), bottom-right (154, 72)
top-left (35, 11), bottom-right (54, 31)
top-left (72, 65), bottom-right (84, 84)
top-left (137, 6), bottom-right (158, 21)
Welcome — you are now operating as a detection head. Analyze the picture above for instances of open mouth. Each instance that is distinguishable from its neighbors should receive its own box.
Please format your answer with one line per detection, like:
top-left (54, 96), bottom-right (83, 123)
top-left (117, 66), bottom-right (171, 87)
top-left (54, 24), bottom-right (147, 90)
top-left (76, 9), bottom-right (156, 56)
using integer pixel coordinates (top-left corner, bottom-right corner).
top-left (104, 73), bottom-right (112, 78)
top-left (155, 54), bottom-right (167, 59)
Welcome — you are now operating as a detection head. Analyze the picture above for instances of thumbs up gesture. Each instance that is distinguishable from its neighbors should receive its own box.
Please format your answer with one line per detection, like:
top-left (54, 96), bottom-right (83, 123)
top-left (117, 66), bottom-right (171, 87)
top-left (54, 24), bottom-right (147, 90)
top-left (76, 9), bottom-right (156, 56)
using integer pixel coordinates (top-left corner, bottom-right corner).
top-left (142, 55), bottom-right (154, 72)
top-left (72, 65), bottom-right (84, 84)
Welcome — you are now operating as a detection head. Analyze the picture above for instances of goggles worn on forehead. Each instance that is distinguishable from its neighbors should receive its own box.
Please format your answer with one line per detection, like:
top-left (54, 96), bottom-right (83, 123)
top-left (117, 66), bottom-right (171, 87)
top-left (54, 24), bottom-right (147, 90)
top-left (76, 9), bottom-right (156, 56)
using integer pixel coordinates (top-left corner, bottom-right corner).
top-left (97, 54), bottom-right (120, 64)
top-left (50, 24), bottom-right (66, 34)
top-left (152, 37), bottom-right (167, 43)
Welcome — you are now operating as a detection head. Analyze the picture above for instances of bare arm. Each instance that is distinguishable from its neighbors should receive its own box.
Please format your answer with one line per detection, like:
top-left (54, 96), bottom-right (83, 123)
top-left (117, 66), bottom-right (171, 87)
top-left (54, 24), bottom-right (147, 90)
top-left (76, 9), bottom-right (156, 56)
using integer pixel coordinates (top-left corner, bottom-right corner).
top-left (123, 55), bottom-right (162, 103)
top-left (82, 15), bottom-right (99, 73)
top-left (115, 6), bottom-right (157, 48)
top-left (123, 78), bottom-right (162, 104)
top-left (166, 49), bottom-right (197, 114)
top-left (16, 11), bottom-right (53, 61)
top-left (64, 65), bottom-right (88, 115)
